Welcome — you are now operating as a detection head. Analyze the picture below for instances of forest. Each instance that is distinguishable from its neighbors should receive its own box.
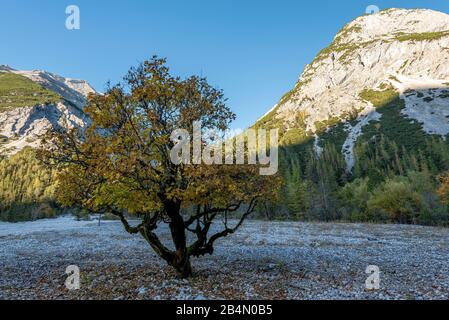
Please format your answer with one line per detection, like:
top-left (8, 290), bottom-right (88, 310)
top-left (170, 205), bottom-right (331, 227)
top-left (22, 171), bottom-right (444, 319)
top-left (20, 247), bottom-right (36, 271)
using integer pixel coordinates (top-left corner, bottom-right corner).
top-left (1, 134), bottom-right (449, 225)
top-left (0, 148), bottom-right (59, 222)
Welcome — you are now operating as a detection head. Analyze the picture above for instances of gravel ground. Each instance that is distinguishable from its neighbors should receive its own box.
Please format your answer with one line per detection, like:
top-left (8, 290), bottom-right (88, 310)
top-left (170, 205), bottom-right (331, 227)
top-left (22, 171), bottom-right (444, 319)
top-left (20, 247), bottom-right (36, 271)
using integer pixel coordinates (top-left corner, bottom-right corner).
top-left (0, 216), bottom-right (448, 300)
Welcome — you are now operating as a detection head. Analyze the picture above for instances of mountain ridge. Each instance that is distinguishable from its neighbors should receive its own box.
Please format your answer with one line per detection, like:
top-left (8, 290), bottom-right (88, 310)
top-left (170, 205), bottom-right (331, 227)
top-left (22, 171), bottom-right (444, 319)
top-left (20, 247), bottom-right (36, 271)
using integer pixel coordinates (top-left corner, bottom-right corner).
top-left (0, 67), bottom-right (95, 154)
top-left (255, 8), bottom-right (449, 172)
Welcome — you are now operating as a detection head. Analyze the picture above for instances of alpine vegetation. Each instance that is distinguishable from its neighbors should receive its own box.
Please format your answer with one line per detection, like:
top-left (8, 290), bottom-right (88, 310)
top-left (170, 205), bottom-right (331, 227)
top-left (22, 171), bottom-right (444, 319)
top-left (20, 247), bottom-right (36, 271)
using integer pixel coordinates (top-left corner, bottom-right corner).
top-left (0, 65), bottom-right (95, 221)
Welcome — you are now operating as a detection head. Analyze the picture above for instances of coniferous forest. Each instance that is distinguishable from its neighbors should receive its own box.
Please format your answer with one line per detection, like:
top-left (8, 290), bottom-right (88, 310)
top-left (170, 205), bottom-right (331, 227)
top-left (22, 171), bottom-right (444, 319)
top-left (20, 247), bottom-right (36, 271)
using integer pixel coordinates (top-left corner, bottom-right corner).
top-left (2, 135), bottom-right (449, 225)
top-left (275, 135), bottom-right (449, 225)
top-left (0, 148), bottom-right (59, 221)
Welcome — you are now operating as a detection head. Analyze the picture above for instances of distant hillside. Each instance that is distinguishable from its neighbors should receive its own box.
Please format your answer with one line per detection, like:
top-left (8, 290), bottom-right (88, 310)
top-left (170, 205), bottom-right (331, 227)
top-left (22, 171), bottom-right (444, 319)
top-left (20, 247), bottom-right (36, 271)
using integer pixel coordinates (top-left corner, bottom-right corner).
top-left (0, 66), bottom-right (95, 221)
top-left (0, 73), bottom-right (60, 111)
top-left (0, 66), bottom-right (94, 154)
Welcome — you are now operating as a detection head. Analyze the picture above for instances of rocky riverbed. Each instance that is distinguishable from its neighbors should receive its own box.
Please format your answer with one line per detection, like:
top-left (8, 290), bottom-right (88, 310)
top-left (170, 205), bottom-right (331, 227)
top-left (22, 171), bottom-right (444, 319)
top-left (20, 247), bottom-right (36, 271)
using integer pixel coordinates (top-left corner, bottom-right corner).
top-left (0, 217), bottom-right (448, 300)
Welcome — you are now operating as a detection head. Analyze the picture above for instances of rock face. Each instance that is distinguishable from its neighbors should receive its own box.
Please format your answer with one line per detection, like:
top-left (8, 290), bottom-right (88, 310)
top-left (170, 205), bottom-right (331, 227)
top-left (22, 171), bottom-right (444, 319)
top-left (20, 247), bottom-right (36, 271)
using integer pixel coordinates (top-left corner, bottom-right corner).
top-left (0, 66), bottom-right (95, 154)
top-left (13, 69), bottom-right (95, 109)
top-left (256, 8), bottom-right (449, 171)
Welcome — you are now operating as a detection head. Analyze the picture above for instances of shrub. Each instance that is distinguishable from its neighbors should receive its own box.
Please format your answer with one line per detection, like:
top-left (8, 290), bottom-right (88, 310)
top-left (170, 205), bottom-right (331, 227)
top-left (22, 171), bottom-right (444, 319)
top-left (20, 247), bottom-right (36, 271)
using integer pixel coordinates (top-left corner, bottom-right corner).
top-left (337, 178), bottom-right (372, 221)
top-left (367, 177), bottom-right (423, 224)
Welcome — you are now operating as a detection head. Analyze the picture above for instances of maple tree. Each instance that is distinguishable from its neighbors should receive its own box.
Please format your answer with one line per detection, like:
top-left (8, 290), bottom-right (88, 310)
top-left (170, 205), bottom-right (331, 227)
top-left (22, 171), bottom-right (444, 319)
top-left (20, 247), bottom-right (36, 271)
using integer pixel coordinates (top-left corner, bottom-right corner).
top-left (38, 57), bottom-right (280, 278)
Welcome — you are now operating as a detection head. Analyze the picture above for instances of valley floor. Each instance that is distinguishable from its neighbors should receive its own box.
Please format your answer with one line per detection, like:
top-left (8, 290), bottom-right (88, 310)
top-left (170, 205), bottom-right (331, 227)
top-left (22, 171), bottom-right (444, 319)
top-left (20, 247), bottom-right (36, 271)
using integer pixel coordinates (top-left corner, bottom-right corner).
top-left (0, 217), bottom-right (448, 300)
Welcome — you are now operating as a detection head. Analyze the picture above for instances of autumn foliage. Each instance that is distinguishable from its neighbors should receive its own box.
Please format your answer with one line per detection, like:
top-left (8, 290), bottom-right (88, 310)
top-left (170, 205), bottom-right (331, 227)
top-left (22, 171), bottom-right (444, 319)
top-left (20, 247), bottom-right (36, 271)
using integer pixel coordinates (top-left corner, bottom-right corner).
top-left (438, 172), bottom-right (449, 204)
top-left (38, 57), bottom-right (280, 278)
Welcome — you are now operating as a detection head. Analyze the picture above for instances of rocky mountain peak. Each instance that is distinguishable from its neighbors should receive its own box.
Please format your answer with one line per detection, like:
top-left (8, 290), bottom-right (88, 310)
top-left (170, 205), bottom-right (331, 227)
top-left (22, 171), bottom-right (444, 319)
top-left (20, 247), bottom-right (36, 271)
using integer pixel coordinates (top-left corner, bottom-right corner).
top-left (334, 9), bottom-right (449, 45)
top-left (256, 8), bottom-right (449, 172)
top-left (0, 65), bottom-right (14, 72)
top-left (0, 67), bottom-right (95, 154)
top-left (12, 69), bottom-right (96, 109)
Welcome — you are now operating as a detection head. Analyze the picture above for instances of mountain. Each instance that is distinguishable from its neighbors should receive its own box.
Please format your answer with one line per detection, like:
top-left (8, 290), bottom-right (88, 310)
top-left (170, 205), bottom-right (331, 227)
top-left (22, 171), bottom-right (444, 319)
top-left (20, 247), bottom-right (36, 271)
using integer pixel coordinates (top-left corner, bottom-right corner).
top-left (0, 66), bottom-right (95, 154)
top-left (0, 66), bottom-right (96, 221)
top-left (254, 8), bottom-right (449, 224)
top-left (255, 8), bottom-right (449, 172)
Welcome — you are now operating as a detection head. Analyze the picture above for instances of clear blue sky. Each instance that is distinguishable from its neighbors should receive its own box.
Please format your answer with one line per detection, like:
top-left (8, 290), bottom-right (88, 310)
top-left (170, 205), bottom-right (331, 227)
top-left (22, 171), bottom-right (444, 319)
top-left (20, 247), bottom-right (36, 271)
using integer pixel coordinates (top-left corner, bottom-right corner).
top-left (1, 0), bottom-right (448, 129)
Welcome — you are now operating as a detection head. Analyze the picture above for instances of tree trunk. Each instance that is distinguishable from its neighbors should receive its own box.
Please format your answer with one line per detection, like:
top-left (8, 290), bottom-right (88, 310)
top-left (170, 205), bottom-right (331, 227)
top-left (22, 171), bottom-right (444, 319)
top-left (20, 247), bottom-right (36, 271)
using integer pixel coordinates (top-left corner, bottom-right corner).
top-left (173, 255), bottom-right (193, 279)
top-left (167, 202), bottom-right (193, 278)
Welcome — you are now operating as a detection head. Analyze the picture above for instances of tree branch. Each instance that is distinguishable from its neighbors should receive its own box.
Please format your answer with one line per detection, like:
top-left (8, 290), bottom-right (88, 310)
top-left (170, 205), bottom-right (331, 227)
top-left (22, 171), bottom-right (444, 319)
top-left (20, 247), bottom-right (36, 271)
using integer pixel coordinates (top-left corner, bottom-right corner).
top-left (188, 199), bottom-right (257, 257)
